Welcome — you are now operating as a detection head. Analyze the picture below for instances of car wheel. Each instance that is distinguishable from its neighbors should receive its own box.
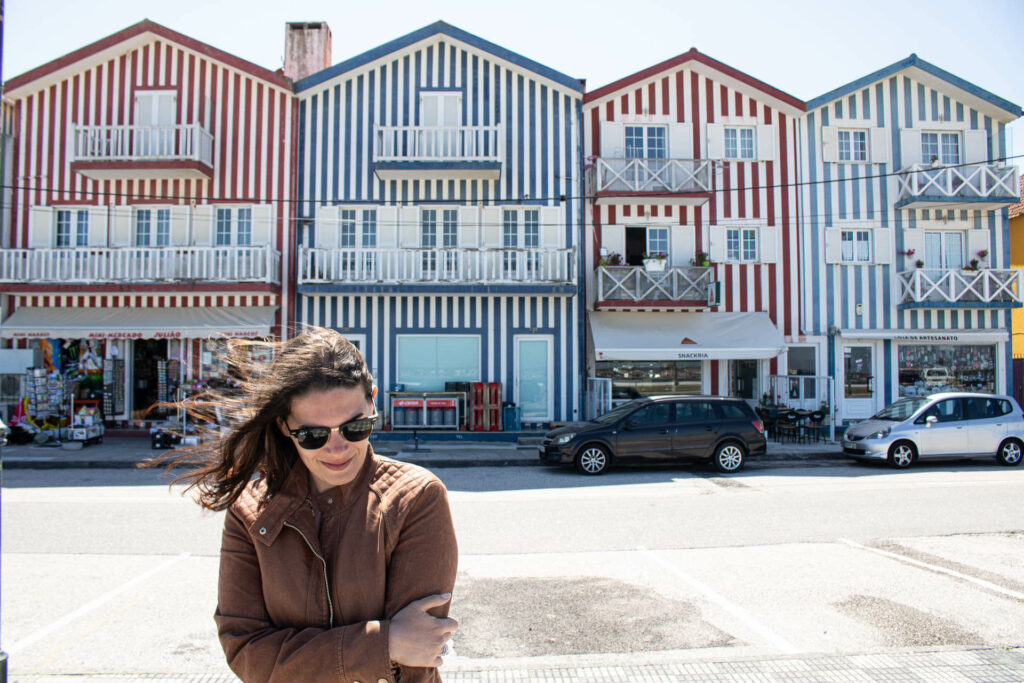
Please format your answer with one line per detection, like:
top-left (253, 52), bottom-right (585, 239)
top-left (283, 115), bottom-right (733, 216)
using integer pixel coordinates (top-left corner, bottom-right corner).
top-left (575, 444), bottom-right (610, 475)
top-left (996, 439), bottom-right (1023, 466)
top-left (888, 441), bottom-right (916, 469)
top-left (713, 441), bottom-right (745, 473)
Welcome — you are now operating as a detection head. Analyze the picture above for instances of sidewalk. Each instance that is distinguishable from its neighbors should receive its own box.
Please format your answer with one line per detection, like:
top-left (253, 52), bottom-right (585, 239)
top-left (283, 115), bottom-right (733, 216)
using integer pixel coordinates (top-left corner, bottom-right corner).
top-left (0, 435), bottom-right (843, 470)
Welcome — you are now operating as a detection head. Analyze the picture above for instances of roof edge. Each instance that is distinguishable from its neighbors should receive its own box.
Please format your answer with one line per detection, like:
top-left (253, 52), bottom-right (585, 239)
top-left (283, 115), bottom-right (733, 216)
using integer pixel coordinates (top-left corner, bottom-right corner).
top-left (295, 20), bottom-right (583, 93)
top-left (4, 19), bottom-right (292, 94)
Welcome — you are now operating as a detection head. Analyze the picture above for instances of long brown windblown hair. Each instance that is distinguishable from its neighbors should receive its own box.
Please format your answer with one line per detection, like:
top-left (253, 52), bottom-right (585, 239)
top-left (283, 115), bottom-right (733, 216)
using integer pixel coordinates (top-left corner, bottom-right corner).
top-left (171, 327), bottom-right (374, 511)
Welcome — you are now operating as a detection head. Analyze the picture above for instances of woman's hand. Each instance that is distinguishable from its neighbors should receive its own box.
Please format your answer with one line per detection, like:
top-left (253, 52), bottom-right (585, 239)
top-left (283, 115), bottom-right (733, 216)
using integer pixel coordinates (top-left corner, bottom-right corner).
top-left (388, 593), bottom-right (459, 667)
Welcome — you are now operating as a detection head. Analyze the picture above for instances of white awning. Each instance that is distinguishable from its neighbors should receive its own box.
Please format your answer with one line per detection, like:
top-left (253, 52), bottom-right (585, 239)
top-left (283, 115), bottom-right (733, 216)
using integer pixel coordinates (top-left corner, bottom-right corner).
top-left (590, 311), bottom-right (786, 361)
top-left (0, 306), bottom-right (277, 340)
top-left (838, 328), bottom-right (1008, 343)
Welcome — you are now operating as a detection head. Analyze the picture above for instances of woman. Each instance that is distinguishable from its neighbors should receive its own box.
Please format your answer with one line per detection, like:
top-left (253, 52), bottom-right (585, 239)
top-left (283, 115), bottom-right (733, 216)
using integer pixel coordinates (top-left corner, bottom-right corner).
top-left (176, 327), bottom-right (459, 682)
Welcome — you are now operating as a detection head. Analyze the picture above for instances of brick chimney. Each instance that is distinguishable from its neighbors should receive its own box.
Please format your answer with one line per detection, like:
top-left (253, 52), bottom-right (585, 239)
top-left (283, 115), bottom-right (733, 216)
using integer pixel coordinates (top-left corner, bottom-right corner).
top-left (284, 22), bottom-right (332, 83)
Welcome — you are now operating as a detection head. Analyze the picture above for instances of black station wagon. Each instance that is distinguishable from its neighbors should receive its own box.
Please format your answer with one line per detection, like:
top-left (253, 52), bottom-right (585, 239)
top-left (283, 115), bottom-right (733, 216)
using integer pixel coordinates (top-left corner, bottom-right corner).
top-left (539, 395), bottom-right (767, 475)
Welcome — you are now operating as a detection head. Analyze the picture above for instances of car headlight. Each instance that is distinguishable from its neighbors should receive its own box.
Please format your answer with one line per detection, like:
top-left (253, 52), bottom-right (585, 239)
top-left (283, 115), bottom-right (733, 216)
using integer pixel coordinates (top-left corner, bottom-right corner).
top-left (555, 433), bottom-right (576, 445)
top-left (870, 428), bottom-right (890, 439)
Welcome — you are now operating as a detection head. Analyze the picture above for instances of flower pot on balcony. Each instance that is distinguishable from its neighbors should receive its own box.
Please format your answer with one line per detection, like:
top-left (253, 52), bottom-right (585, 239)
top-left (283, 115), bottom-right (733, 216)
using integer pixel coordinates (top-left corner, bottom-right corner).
top-left (643, 258), bottom-right (666, 272)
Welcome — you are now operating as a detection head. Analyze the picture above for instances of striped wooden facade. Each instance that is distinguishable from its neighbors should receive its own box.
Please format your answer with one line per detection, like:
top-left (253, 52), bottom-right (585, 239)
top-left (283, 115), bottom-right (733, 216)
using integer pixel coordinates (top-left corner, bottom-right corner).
top-left (293, 22), bottom-right (584, 424)
top-left (583, 50), bottom-right (805, 397)
top-left (799, 55), bottom-right (1022, 420)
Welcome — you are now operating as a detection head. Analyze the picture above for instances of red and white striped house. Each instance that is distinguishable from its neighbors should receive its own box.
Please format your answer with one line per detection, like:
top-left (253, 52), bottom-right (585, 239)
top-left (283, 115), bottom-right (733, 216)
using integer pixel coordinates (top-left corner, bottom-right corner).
top-left (0, 20), bottom-right (295, 424)
top-left (582, 49), bottom-right (809, 406)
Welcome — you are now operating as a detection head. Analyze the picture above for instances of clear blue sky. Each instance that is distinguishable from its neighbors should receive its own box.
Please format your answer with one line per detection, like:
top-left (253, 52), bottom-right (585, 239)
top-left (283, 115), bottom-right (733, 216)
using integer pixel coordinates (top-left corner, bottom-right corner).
top-left (4, 0), bottom-right (1024, 159)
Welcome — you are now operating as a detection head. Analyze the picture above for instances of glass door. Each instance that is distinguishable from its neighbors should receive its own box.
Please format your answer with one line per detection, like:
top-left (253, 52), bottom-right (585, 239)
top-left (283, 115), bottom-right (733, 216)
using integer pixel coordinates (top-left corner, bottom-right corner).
top-left (515, 336), bottom-right (552, 422)
top-left (842, 344), bottom-right (876, 420)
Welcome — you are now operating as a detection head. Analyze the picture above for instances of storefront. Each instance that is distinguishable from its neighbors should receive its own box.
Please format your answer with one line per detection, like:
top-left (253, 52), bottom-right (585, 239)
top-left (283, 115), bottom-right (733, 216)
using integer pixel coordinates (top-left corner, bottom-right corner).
top-left (589, 311), bottom-right (786, 403)
top-left (1, 306), bottom-right (276, 425)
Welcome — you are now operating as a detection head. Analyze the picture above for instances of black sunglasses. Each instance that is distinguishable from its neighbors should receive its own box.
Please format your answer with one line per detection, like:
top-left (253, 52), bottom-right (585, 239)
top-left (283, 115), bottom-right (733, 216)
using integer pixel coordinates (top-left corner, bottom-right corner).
top-left (286, 413), bottom-right (378, 449)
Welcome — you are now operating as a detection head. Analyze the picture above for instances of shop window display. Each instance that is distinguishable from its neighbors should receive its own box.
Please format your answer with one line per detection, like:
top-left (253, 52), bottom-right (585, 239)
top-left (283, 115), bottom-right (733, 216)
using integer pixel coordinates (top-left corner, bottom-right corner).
top-left (897, 344), bottom-right (996, 397)
top-left (595, 360), bottom-right (702, 400)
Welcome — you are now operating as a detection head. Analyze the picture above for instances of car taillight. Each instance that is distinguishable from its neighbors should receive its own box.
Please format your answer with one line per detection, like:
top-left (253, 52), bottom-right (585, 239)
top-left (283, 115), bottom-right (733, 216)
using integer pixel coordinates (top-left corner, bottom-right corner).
top-left (753, 419), bottom-right (764, 434)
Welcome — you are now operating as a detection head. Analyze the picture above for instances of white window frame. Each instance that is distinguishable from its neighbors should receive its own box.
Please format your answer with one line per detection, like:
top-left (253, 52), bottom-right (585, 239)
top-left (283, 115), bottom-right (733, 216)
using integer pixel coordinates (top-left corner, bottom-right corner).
top-left (134, 207), bottom-right (171, 247)
top-left (502, 208), bottom-right (541, 276)
top-left (838, 129), bottom-right (869, 163)
top-left (514, 334), bottom-right (555, 422)
top-left (215, 207), bottom-right (253, 246)
top-left (724, 126), bottom-right (755, 160)
top-left (924, 230), bottom-right (966, 270)
top-left (922, 131), bottom-right (961, 165)
top-left (56, 208), bottom-right (89, 248)
top-left (726, 227), bottom-right (758, 262)
top-left (840, 229), bottom-right (871, 263)
top-left (646, 226), bottom-right (669, 258)
top-left (624, 125), bottom-right (668, 160)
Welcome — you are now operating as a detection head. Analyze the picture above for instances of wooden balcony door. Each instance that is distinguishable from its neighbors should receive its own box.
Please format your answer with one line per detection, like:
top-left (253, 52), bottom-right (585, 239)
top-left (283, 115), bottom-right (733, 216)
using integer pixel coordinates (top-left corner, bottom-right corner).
top-left (134, 90), bottom-right (176, 156)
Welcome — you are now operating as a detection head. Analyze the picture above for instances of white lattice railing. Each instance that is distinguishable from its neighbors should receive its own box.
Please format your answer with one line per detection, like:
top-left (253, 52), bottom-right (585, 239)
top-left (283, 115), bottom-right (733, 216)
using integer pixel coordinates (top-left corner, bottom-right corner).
top-left (71, 123), bottom-right (214, 164)
top-left (374, 125), bottom-right (502, 162)
top-left (299, 247), bottom-right (575, 284)
top-left (896, 163), bottom-right (1018, 202)
top-left (896, 268), bottom-right (1022, 305)
top-left (596, 265), bottom-right (713, 302)
top-left (0, 246), bottom-right (279, 284)
top-left (595, 158), bottom-right (712, 193)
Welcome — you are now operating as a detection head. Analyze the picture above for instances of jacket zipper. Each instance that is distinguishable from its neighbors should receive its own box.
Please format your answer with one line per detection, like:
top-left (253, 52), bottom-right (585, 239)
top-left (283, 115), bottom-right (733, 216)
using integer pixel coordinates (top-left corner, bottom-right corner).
top-left (282, 520), bottom-right (334, 628)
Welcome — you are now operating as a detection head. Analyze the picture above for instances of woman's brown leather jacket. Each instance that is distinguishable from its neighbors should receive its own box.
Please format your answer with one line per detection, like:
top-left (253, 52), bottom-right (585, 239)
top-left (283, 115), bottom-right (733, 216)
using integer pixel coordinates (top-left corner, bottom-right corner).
top-left (215, 449), bottom-right (458, 682)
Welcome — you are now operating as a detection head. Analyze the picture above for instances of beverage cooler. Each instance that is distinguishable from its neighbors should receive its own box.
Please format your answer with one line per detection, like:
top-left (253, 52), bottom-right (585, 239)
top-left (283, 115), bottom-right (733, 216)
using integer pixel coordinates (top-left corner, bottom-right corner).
top-left (389, 392), bottom-right (462, 429)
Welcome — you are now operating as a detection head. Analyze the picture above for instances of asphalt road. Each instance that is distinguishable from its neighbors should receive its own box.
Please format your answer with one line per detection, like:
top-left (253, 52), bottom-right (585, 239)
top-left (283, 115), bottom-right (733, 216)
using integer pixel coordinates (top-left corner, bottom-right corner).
top-left (2, 460), bottom-right (1023, 679)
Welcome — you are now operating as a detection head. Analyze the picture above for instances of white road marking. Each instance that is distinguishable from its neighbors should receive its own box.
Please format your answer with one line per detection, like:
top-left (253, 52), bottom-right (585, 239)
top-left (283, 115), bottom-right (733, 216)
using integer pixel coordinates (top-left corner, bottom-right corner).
top-left (639, 547), bottom-right (799, 654)
top-left (839, 538), bottom-right (1024, 601)
top-left (6, 552), bottom-right (191, 654)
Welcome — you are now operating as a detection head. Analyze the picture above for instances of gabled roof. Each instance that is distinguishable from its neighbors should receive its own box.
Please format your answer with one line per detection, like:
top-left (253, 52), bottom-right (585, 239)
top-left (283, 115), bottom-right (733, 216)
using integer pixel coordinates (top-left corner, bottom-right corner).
top-left (294, 20), bottom-right (584, 93)
top-left (806, 54), bottom-right (1022, 121)
top-left (584, 48), bottom-right (805, 116)
top-left (4, 19), bottom-right (291, 97)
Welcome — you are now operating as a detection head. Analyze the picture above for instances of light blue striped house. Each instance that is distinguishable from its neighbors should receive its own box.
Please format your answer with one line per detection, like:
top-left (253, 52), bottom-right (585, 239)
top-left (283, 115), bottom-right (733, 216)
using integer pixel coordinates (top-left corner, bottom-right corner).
top-left (293, 22), bottom-right (584, 428)
top-left (798, 55), bottom-right (1021, 422)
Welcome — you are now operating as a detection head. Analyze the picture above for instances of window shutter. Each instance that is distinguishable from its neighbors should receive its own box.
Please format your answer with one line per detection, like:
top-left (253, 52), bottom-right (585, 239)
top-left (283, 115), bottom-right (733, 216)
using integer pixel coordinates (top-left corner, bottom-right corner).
top-left (708, 225), bottom-right (726, 262)
top-left (669, 123), bottom-right (693, 159)
top-left (88, 206), bottom-right (108, 246)
top-left (481, 207), bottom-right (501, 247)
top-left (250, 204), bottom-right (273, 246)
top-left (756, 125), bottom-right (775, 161)
top-left (540, 206), bottom-right (561, 248)
top-left (169, 205), bottom-right (190, 245)
top-left (28, 206), bottom-right (54, 248)
top-left (192, 205), bottom-right (214, 246)
top-left (902, 227), bottom-right (924, 263)
top-left (964, 129), bottom-right (989, 164)
top-left (870, 128), bottom-right (889, 164)
top-left (705, 123), bottom-right (724, 159)
top-left (967, 229), bottom-right (990, 262)
top-left (399, 206), bottom-right (420, 247)
top-left (899, 129), bottom-right (921, 167)
top-left (672, 225), bottom-right (695, 265)
top-left (377, 206), bottom-right (399, 247)
top-left (824, 229), bottom-right (842, 264)
top-left (759, 225), bottom-right (778, 263)
top-left (599, 121), bottom-right (624, 158)
top-left (874, 229), bottom-right (893, 265)
top-left (109, 206), bottom-right (133, 246)
top-left (458, 206), bottom-right (479, 247)
top-left (821, 126), bottom-right (839, 163)
top-left (315, 206), bottom-right (339, 248)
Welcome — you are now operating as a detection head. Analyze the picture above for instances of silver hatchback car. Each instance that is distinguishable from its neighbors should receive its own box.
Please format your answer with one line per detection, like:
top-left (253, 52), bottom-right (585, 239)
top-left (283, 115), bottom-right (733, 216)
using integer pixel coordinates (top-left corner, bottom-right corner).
top-left (842, 392), bottom-right (1024, 468)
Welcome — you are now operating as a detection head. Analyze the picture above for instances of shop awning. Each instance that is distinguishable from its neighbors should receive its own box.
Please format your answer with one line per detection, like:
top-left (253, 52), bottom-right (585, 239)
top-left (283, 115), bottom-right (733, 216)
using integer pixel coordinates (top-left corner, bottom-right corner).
top-left (0, 306), bottom-right (277, 340)
top-left (837, 328), bottom-right (1008, 343)
top-left (590, 311), bottom-right (786, 361)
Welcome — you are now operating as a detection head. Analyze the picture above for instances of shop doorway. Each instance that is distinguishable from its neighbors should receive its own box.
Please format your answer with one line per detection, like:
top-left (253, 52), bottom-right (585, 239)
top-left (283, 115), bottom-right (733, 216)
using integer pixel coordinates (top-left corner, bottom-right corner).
top-left (729, 359), bottom-right (758, 400)
top-left (132, 339), bottom-right (168, 418)
top-left (842, 344), bottom-right (876, 420)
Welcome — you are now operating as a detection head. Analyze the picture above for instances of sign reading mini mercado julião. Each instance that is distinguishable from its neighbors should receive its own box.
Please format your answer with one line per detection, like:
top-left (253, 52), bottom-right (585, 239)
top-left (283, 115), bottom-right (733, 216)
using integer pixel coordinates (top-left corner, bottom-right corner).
top-left (10, 330), bottom-right (260, 340)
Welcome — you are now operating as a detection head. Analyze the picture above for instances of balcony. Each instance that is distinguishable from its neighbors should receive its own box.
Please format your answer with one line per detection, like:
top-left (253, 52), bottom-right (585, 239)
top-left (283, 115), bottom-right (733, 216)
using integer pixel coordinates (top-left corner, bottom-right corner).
top-left (896, 268), bottom-right (1022, 309)
top-left (593, 158), bottom-right (712, 205)
top-left (596, 265), bottom-right (715, 307)
top-left (69, 123), bottom-right (214, 180)
top-left (298, 247), bottom-right (575, 287)
top-left (0, 246), bottom-right (280, 284)
top-left (895, 163), bottom-right (1019, 210)
top-left (373, 125), bottom-right (502, 180)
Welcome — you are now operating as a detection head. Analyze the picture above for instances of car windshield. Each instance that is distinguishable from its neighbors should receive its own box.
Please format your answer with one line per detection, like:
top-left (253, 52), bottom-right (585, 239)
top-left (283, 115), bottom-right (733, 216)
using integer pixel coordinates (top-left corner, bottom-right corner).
top-left (591, 402), bottom-right (640, 424)
top-left (873, 396), bottom-right (929, 421)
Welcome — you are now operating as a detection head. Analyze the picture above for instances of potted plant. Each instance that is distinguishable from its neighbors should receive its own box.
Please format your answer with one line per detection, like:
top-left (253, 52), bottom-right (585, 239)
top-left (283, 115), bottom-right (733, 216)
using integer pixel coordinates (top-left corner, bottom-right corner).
top-left (642, 251), bottom-right (667, 272)
top-left (964, 258), bottom-right (980, 271)
top-left (915, 259), bottom-right (925, 268)
top-left (976, 249), bottom-right (989, 267)
top-left (692, 250), bottom-right (712, 267)
top-left (598, 251), bottom-right (623, 266)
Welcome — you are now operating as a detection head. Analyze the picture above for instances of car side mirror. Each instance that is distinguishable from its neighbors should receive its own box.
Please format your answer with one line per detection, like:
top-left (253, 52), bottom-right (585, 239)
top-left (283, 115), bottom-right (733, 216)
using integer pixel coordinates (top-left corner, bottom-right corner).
top-left (925, 415), bottom-right (938, 426)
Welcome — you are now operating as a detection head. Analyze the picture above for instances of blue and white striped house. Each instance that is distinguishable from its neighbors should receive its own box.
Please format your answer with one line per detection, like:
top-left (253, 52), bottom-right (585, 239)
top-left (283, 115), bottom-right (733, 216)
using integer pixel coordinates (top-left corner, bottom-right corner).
top-left (798, 55), bottom-right (1022, 423)
top-left (292, 22), bottom-right (585, 427)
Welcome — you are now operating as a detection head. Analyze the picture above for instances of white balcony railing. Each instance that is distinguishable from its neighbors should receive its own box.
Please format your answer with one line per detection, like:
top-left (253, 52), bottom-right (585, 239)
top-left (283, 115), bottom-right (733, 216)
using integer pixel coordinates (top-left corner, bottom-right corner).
top-left (897, 268), bottom-right (1022, 306)
top-left (374, 125), bottom-right (502, 162)
top-left (0, 246), bottom-right (280, 284)
top-left (299, 247), bottom-right (575, 284)
top-left (595, 158), bottom-right (712, 194)
top-left (597, 265), bottom-right (713, 303)
top-left (896, 163), bottom-right (1018, 204)
top-left (71, 123), bottom-right (214, 165)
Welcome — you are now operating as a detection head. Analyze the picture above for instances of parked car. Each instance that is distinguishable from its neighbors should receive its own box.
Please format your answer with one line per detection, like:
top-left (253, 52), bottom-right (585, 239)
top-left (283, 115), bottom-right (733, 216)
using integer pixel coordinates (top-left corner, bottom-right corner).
top-left (841, 392), bottom-right (1024, 468)
top-left (539, 395), bottom-right (766, 475)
